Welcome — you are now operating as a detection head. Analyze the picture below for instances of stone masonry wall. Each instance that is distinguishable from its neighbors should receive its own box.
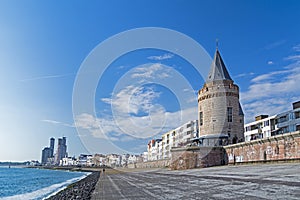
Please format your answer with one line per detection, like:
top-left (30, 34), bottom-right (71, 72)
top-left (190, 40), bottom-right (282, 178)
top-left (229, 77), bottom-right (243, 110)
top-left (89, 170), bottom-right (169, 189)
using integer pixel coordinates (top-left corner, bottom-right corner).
top-left (130, 159), bottom-right (170, 169)
top-left (224, 131), bottom-right (300, 164)
top-left (170, 146), bottom-right (226, 170)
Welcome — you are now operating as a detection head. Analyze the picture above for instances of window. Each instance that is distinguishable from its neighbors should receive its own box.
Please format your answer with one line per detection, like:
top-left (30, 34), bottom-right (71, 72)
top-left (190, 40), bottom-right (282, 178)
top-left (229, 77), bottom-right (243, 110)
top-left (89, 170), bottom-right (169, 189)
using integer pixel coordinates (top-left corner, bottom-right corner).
top-left (227, 107), bottom-right (233, 122)
top-left (295, 111), bottom-right (300, 119)
top-left (172, 131), bottom-right (175, 136)
top-left (199, 112), bottom-right (203, 126)
top-left (264, 120), bottom-right (269, 127)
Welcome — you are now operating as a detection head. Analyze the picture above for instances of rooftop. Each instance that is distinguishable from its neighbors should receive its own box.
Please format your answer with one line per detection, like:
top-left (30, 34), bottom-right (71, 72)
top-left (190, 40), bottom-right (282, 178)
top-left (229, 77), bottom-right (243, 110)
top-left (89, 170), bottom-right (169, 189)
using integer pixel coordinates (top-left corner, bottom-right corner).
top-left (206, 49), bottom-right (233, 83)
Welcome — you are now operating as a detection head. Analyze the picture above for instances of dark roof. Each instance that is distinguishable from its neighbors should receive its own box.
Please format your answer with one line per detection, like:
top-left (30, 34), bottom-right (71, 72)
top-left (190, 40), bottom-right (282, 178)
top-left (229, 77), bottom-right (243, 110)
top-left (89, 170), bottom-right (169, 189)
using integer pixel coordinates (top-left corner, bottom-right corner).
top-left (206, 49), bottom-right (232, 82)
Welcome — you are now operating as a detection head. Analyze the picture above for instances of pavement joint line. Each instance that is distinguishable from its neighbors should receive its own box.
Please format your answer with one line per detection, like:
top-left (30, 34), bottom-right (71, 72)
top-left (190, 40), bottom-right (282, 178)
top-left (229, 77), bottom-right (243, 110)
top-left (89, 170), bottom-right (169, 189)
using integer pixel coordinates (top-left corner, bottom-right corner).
top-left (107, 175), bottom-right (128, 200)
top-left (117, 174), bottom-right (165, 200)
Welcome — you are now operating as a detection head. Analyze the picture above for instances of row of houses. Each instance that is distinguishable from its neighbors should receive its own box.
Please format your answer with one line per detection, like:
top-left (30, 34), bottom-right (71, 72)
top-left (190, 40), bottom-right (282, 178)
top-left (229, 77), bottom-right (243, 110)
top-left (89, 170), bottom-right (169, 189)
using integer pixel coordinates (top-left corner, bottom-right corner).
top-left (60, 153), bottom-right (142, 167)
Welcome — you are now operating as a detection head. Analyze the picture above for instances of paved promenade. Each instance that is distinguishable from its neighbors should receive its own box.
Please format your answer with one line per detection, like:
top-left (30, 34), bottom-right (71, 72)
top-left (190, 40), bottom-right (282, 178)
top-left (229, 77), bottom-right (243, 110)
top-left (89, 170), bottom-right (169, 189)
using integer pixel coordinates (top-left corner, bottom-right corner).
top-left (91, 163), bottom-right (300, 199)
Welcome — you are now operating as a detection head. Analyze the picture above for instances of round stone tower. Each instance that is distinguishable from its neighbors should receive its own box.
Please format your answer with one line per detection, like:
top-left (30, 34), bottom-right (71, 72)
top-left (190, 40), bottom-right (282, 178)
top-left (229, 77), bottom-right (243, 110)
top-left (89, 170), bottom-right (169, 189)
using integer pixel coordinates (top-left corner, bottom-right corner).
top-left (198, 49), bottom-right (244, 145)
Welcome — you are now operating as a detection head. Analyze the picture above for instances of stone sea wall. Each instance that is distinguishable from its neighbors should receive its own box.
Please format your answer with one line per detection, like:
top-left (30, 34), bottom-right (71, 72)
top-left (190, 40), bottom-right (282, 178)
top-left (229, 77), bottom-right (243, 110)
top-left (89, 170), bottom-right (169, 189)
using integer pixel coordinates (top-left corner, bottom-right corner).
top-left (128, 159), bottom-right (170, 169)
top-left (133, 131), bottom-right (300, 170)
top-left (170, 146), bottom-right (226, 170)
top-left (46, 171), bottom-right (100, 200)
top-left (224, 131), bottom-right (300, 164)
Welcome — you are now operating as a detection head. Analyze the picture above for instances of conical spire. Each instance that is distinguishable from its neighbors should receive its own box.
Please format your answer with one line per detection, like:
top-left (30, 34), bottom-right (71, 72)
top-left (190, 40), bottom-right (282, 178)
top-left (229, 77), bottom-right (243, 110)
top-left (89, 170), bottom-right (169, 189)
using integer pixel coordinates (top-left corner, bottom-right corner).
top-left (206, 49), bottom-right (232, 82)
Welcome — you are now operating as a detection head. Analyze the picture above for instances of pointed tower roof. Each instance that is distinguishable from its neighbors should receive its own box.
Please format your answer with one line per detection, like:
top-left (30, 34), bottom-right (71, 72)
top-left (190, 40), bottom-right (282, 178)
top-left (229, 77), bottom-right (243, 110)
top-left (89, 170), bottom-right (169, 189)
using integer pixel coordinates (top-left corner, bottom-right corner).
top-left (206, 49), bottom-right (232, 82)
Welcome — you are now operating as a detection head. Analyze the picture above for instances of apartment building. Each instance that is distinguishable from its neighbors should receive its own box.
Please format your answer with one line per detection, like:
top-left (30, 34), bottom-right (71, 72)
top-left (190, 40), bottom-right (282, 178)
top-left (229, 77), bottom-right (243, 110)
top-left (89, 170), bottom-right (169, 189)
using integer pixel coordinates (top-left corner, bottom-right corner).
top-left (244, 115), bottom-right (275, 142)
top-left (147, 120), bottom-right (199, 160)
top-left (244, 101), bottom-right (300, 141)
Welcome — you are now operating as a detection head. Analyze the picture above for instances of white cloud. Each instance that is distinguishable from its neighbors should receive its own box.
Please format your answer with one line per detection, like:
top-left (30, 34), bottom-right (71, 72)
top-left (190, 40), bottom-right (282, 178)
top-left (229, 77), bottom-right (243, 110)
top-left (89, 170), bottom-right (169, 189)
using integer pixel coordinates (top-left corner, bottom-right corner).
top-left (41, 119), bottom-right (74, 128)
top-left (250, 70), bottom-right (286, 83)
top-left (268, 61), bottom-right (274, 65)
top-left (74, 105), bottom-right (197, 141)
top-left (264, 40), bottom-right (286, 50)
top-left (241, 62), bottom-right (300, 123)
top-left (102, 85), bottom-right (161, 116)
top-left (147, 53), bottom-right (174, 61)
top-left (131, 63), bottom-right (170, 79)
top-left (20, 73), bottom-right (73, 82)
top-left (75, 113), bottom-right (114, 139)
top-left (42, 119), bottom-right (61, 124)
top-left (234, 72), bottom-right (255, 78)
top-left (117, 65), bottom-right (127, 69)
top-left (293, 44), bottom-right (300, 52)
top-left (285, 55), bottom-right (300, 62)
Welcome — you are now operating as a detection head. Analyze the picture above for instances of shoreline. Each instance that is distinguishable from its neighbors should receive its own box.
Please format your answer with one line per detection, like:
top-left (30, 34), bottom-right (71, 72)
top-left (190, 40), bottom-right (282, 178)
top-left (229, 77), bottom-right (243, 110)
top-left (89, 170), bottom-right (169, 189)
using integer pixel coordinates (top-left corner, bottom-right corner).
top-left (44, 171), bottom-right (100, 200)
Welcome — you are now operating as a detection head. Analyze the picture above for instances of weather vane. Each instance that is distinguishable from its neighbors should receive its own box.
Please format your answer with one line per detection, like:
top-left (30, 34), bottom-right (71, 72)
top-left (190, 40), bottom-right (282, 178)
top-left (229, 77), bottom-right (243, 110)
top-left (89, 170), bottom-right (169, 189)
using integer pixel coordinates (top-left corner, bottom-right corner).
top-left (216, 38), bottom-right (219, 50)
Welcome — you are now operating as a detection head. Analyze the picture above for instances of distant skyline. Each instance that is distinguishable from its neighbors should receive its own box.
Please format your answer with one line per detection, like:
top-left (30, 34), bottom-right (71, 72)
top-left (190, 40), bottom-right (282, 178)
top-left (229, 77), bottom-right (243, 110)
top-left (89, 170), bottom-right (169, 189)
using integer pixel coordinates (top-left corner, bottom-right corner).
top-left (1, 0), bottom-right (300, 161)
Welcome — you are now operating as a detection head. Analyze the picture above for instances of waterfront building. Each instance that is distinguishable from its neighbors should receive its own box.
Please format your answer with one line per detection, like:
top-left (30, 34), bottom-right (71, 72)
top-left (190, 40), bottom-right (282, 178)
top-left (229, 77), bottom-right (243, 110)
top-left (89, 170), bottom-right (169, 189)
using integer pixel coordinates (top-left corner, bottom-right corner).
top-left (244, 101), bottom-right (300, 141)
top-left (49, 137), bottom-right (55, 157)
top-left (174, 120), bottom-right (198, 147)
top-left (142, 152), bottom-right (148, 162)
top-left (106, 154), bottom-right (121, 167)
top-left (198, 48), bottom-right (244, 146)
top-left (161, 120), bottom-right (198, 159)
top-left (41, 137), bottom-right (55, 165)
top-left (147, 120), bottom-right (199, 160)
top-left (55, 137), bottom-right (67, 164)
top-left (77, 154), bottom-right (92, 166)
top-left (161, 129), bottom-right (175, 159)
top-left (244, 115), bottom-right (275, 141)
top-left (93, 154), bottom-right (106, 167)
top-left (41, 147), bottom-right (52, 165)
top-left (272, 101), bottom-right (300, 135)
top-left (121, 154), bottom-right (129, 167)
top-left (61, 157), bottom-right (77, 166)
top-left (147, 139), bottom-right (162, 161)
top-left (127, 155), bottom-right (138, 164)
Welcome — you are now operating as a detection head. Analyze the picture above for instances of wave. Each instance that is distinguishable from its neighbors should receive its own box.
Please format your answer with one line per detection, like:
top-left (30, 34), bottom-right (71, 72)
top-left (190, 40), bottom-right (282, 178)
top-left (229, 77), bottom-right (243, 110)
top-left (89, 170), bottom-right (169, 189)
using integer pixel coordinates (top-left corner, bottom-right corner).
top-left (0, 172), bottom-right (90, 200)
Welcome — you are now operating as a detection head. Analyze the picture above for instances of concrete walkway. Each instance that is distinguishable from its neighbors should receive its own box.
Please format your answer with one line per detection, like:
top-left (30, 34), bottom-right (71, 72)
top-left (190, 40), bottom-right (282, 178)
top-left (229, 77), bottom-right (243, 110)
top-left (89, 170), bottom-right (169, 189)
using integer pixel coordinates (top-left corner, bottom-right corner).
top-left (91, 163), bottom-right (300, 199)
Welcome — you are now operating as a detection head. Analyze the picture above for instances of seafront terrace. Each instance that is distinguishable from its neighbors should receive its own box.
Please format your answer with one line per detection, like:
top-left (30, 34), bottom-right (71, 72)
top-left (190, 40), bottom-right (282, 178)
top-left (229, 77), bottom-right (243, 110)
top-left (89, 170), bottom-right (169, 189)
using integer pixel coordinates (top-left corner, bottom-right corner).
top-left (91, 163), bottom-right (300, 199)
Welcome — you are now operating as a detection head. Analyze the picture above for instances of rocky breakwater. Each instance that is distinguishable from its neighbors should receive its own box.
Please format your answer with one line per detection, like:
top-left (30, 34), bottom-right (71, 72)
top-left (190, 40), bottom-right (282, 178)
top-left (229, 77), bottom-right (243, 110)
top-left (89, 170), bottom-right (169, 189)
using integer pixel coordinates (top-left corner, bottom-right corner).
top-left (46, 171), bottom-right (100, 200)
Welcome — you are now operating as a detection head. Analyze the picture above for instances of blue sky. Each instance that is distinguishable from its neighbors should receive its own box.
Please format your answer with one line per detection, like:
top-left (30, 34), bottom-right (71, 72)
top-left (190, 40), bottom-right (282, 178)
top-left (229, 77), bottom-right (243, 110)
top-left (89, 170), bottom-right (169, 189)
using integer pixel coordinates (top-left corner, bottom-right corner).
top-left (1, 0), bottom-right (300, 161)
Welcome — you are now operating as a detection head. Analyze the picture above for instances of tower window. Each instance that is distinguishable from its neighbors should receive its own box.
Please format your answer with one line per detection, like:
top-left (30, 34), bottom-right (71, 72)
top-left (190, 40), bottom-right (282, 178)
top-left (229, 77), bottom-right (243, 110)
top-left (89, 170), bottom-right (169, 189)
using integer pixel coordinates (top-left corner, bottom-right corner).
top-left (227, 107), bottom-right (233, 122)
top-left (199, 112), bottom-right (203, 126)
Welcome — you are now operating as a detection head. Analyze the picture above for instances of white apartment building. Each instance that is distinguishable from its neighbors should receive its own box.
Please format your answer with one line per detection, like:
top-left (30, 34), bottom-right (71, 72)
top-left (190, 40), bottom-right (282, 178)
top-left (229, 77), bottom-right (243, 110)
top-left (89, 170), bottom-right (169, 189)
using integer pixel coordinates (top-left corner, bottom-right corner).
top-left (143, 152), bottom-right (148, 162)
top-left (93, 154), bottom-right (106, 167)
top-left (106, 154), bottom-right (121, 167)
top-left (244, 115), bottom-right (275, 142)
top-left (160, 120), bottom-right (199, 160)
top-left (161, 129), bottom-right (175, 159)
top-left (61, 157), bottom-right (77, 166)
top-left (244, 101), bottom-right (300, 141)
top-left (273, 102), bottom-right (300, 135)
top-left (127, 155), bottom-right (138, 164)
top-left (77, 154), bottom-right (93, 166)
top-left (121, 154), bottom-right (129, 166)
top-left (147, 139), bottom-right (162, 161)
top-left (174, 120), bottom-right (198, 147)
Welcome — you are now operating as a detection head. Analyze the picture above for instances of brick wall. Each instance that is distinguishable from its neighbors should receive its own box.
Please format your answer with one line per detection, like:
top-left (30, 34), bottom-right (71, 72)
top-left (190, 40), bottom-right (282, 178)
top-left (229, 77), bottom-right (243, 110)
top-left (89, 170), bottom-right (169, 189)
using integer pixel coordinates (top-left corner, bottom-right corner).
top-left (224, 131), bottom-right (300, 164)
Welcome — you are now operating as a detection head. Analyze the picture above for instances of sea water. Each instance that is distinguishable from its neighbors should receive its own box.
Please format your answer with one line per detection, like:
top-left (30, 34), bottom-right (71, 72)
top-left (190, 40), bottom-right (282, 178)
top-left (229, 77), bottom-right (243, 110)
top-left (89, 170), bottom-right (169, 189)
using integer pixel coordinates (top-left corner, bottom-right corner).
top-left (0, 166), bottom-right (88, 200)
